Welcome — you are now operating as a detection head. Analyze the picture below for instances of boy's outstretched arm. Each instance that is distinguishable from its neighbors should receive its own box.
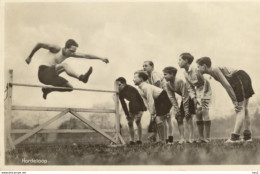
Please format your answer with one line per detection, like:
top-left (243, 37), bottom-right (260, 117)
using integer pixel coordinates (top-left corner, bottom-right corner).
top-left (72, 52), bottom-right (109, 64)
top-left (25, 43), bottom-right (60, 64)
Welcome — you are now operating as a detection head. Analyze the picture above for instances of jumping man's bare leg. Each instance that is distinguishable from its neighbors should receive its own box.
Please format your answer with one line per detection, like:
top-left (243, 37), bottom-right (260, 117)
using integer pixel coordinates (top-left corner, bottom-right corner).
top-left (56, 63), bottom-right (93, 83)
top-left (42, 82), bottom-right (73, 100)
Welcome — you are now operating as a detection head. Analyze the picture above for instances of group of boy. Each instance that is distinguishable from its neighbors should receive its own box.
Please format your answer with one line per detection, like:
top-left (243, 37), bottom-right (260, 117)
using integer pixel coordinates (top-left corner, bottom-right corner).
top-left (116, 53), bottom-right (254, 145)
top-left (26, 39), bottom-right (254, 145)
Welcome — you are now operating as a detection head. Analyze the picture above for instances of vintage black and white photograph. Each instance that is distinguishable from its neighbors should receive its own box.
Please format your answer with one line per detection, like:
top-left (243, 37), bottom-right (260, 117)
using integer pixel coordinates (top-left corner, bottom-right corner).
top-left (2, 0), bottom-right (260, 167)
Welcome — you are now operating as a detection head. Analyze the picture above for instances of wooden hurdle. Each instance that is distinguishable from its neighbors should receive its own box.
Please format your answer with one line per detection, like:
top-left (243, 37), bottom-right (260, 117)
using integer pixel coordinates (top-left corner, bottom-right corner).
top-left (4, 69), bottom-right (125, 151)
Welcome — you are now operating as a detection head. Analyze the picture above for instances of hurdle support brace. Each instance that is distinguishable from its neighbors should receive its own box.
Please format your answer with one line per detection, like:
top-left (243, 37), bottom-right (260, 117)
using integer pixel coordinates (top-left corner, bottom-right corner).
top-left (5, 69), bottom-right (125, 151)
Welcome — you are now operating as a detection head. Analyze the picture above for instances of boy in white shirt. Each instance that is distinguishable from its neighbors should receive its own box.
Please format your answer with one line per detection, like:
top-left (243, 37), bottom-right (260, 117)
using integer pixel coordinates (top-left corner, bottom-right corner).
top-left (133, 71), bottom-right (172, 143)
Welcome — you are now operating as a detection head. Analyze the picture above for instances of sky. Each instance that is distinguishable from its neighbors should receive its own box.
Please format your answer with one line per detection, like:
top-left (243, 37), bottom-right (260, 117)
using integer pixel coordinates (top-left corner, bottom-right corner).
top-left (3, 1), bottom-right (260, 127)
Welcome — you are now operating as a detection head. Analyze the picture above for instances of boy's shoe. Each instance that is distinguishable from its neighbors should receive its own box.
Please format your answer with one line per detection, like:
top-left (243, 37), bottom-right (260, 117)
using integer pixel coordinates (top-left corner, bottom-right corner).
top-left (243, 139), bottom-right (253, 143)
top-left (147, 134), bottom-right (157, 142)
top-left (242, 138), bottom-right (253, 143)
top-left (155, 141), bottom-right (166, 146)
top-left (225, 133), bottom-right (242, 144)
top-left (168, 136), bottom-right (174, 144)
top-left (136, 140), bottom-right (142, 145)
top-left (225, 139), bottom-right (242, 144)
top-left (243, 130), bottom-right (253, 142)
top-left (178, 139), bottom-right (185, 144)
top-left (186, 139), bottom-right (195, 144)
top-left (195, 139), bottom-right (205, 143)
top-left (167, 142), bottom-right (174, 145)
top-left (129, 141), bottom-right (136, 145)
top-left (201, 138), bottom-right (210, 143)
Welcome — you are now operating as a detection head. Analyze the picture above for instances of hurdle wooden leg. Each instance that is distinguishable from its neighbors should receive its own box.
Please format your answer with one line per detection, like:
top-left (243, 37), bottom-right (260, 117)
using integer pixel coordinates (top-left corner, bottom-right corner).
top-left (110, 135), bottom-right (117, 145)
top-left (69, 110), bottom-right (119, 144)
top-left (8, 135), bottom-right (15, 150)
top-left (13, 109), bottom-right (69, 146)
top-left (113, 81), bottom-right (125, 145)
top-left (5, 70), bottom-right (14, 151)
top-left (118, 134), bottom-right (126, 145)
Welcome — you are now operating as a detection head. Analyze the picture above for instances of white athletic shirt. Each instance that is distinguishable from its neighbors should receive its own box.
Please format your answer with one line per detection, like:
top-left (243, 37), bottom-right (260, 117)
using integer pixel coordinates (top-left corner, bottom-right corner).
top-left (42, 49), bottom-right (68, 66)
top-left (138, 82), bottom-right (163, 115)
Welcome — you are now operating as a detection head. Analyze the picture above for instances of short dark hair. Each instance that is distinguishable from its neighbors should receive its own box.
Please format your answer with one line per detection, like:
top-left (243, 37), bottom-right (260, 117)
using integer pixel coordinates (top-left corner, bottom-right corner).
top-left (135, 71), bottom-right (149, 81)
top-left (196, 57), bottom-right (212, 68)
top-left (163, 66), bottom-right (178, 77)
top-left (65, 39), bottom-right (79, 48)
top-left (116, 77), bottom-right (127, 84)
top-left (180, 52), bottom-right (194, 64)
top-left (144, 61), bottom-right (154, 68)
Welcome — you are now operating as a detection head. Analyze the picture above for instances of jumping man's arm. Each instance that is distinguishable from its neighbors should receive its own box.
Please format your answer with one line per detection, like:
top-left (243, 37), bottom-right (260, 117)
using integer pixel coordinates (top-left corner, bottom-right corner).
top-left (25, 43), bottom-right (60, 64)
top-left (72, 53), bottom-right (109, 64)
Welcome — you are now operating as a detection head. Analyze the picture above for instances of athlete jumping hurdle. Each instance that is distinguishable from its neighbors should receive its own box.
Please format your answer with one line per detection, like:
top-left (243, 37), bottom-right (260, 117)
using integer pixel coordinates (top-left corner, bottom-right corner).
top-left (25, 39), bottom-right (109, 99)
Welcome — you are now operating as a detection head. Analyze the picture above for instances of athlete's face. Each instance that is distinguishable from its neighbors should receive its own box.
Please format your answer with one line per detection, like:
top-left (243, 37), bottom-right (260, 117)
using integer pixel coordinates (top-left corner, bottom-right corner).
top-left (143, 62), bottom-right (153, 73)
top-left (133, 73), bottom-right (142, 86)
top-left (178, 57), bottom-right (188, 68)
top-left (163, 72), bottom-right (174, 82)
top-left (197, 63), bottom-right (207, 74)
top-left (65, 45), bottom-right (77, 56)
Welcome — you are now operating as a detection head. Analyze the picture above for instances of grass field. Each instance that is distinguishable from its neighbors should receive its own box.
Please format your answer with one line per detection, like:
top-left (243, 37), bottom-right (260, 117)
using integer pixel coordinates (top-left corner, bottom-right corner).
top-left (5, 138), bottom-right (260, 165)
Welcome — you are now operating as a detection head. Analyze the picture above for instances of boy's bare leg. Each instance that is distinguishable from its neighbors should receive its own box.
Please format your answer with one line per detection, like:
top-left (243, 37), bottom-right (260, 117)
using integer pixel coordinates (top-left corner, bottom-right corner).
top-left (167, 115), bottom-right (173, 137)
top-left (186, 115), bottom-right (195, 142)
top-left (196, 107), bottom-right (204, 142)
top-left (155, 116), bottom-right (166, 143)
top-left (127, 118), bottom-right (135, 142)
top-left (202, 108), bottom-right (211, 142)
top-left (243, 99), bottom-right (251, 131)
top-left (147, 115), bottom-right (157, 142)
top-left (242, 99), bottom-right (252, 142)
top-left (177, 122), bottom-right (185, 144)
top-left (225, 101), bottom-right (245, 143)
top-left (233, 101), bottom-right (244, 135)
top-left (135, 116), bottom-right (142, 141)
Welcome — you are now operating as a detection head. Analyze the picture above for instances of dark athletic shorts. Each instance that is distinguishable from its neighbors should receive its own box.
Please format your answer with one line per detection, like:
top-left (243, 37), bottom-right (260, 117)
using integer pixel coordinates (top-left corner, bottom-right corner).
top-left (154, 90), bottom-right (172, 116)
top-left (38, 65), bottom-right (68, 86)
top-left (176, 97), bottom-right (196, 123)
top-left (226, 70), bottom-right (254, 102)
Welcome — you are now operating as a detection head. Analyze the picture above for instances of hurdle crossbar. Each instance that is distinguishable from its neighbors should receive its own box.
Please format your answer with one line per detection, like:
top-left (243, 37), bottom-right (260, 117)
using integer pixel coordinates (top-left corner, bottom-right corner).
top-left (11, 82), bottom-right (117, 93)
top-left (12, 106), bottom-right (115, 113)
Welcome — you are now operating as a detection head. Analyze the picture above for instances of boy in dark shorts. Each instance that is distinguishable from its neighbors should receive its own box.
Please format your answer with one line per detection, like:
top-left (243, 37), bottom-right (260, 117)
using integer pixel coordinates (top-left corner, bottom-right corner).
top-left (116, 77), bottom-right (147, 145)
top-left (163, 66), bottom-right (196, 144)
top-left (196, 57), bottom-right (254, 143)
top-left (134, 71), bottom-right (172, 144)
top-left (25, 39), bottom-right (109, 99)
top-left (143, 61), bottom-right (174, 143)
